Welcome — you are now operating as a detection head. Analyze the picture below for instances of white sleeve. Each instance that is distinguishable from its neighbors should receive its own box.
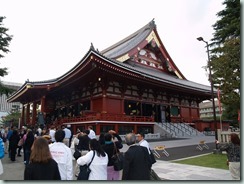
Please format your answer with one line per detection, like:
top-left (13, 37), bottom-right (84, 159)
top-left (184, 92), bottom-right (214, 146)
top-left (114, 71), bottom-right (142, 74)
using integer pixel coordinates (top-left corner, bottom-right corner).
top-left (77, 150), bottom-right (93, 166)
top-left (66, 148), bottom-right (73, 180)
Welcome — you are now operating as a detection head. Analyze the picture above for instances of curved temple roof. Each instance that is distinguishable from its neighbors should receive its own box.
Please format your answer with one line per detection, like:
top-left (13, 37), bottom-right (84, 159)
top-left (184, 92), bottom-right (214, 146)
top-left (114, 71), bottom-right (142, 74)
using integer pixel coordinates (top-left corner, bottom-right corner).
top-left (7, 20), bottom-right (215, 103)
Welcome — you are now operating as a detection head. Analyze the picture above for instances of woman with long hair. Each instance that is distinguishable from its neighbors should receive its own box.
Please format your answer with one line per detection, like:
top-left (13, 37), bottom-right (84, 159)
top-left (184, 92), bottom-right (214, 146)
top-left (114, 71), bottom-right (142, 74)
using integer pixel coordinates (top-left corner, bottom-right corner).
top-left (216, 133), bottom-right (240, 180)
top-left (77, 138), bottom-right (108, 180)
top-left (24, 137), bottom-right (61, 180)
top-left (101, 131), bottom-right (123, 180)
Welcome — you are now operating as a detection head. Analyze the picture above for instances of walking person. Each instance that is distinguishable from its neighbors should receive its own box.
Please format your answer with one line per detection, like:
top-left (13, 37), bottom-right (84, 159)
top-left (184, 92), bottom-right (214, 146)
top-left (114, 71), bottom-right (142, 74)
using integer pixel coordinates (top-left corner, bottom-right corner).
top-left (24, 137), bottom-right (61, 180)
top-left (137, 132), bottom-right (156, 165)
top-left (9, 129), bottom-right (20, 161)
top-left (61, 125), bottom-right (72, 147)
top-left (216, 133), bottom-right (240, 180)
top-left (74, 130), bottom-right (91, 177)
top-left (49, 125), bottom-right (56, 143)
top-left (49, 130), bottom-right (73, 180)
top-left (0, 136), bottom-right (5, 175)
top-left (102, 130), bottom-right (123, 180)
top-left (122, 133), bottom-right (151, 180)
top-left (17, 128), bottom-right (26, 156)
top-left (88, 126), bottom-right (96, 139)
top-left (23, 129), bottom-right (35, 165)
top-left (77, 139), bottom-right (108, 180)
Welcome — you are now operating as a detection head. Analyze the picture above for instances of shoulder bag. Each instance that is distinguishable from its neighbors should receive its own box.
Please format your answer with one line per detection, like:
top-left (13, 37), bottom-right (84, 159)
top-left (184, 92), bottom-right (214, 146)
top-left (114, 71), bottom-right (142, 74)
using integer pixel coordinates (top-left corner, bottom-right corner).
top-left (112, 142), bottom-right (124, 171)
top-left (77, 151), bottom-right (95, 180)
top-left (149, 148), bottom-right (156, 165)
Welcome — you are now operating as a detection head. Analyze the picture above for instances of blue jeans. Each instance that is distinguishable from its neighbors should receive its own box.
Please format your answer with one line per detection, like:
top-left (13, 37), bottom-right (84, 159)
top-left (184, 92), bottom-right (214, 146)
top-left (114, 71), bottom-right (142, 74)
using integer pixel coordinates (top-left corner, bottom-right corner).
top-left (24, 150), bottom-right (31, 165)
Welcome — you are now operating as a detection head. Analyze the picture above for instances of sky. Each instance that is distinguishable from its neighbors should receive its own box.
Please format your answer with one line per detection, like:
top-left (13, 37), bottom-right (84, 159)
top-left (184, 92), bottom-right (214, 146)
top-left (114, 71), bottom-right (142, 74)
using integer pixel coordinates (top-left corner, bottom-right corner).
top-left (0, 0), bottom-right (226, 86)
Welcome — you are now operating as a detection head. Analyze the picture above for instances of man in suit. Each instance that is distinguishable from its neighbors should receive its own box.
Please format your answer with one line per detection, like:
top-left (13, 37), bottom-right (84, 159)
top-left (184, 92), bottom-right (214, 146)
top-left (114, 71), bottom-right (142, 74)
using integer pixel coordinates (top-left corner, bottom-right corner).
top-left (122, 133), bottom-right (151, 180)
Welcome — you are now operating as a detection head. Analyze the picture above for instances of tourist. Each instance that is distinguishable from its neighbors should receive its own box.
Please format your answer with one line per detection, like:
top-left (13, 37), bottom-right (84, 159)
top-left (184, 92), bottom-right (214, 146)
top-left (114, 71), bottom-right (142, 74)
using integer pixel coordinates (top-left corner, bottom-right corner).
top-left (0, 136), bottom-right (4, 175)
top-left (74, 129), bottom-right (90, 177)
top-left (216, 133), bottom-right (240, 180)
top-left (61, 125), bottom-right (72, 147)
top-left (49, 130), bottom-right (73, 180)
top-left (77, 139), bottom-right (108, 180)
top-left (23, 129), bottom-right (34, 165)
top-left (98, 133), bottom-right (105, 145)
top-left (122, 133), bottom-right (151, 180)
top-left (88, 126), bottom-right (96, 139)
top-left (77, 130), bottom-right (90, 155)
top-left (102, 130), bottom-right (123, 180)
top-left (24, 137), bottom-right (61, 180)
top-left (49, 125), bottom-right (56, 143)
top-left (9, 129), bottom-right (19, 161)
top-left (137, 132), bottom-right (156, 165)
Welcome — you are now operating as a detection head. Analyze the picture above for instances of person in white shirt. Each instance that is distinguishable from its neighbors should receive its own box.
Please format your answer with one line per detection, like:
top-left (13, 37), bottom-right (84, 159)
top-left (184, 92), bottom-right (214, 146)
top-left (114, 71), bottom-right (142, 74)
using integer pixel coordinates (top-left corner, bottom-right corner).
top-left (49, 130), bottom-right (73, 180)
top-left (137, 132), bottom-right (150, 154)
top-left (88, 126), bottom-right (96, 139)
top-left (49, 125), bottom-right (56, 143)
top-left (61, 125), bottom-right (72, 147)
top-left (77, 139), bottom-right (108, 180)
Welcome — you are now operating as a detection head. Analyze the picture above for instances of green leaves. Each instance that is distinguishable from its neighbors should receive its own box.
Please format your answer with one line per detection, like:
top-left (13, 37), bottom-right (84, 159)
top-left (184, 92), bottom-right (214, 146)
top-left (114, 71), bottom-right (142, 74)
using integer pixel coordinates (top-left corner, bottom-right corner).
top-left (209, 0), bottom-right (240, 124)
top-left (0, 16), bottom-right (13, 95)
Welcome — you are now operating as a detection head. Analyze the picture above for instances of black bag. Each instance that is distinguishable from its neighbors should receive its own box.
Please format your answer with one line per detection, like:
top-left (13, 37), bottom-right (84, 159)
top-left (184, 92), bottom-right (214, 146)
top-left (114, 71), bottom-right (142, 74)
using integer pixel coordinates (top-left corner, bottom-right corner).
top-left (112, 152), bottom-right (124, 171)
top-left (149, 149), bottom-right (156, 165)
top-left (73, 149), bottom-right (81, 160)
top-left (77, 151), bottom-right (95, 180)
top-left (112, 142), bottom-right (124, 171)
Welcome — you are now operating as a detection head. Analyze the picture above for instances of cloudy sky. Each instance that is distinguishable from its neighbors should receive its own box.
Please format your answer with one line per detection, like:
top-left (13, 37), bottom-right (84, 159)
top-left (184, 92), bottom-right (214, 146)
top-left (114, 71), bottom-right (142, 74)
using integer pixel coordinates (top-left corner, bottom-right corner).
top-left (1, 0), bottom-right (226, 86)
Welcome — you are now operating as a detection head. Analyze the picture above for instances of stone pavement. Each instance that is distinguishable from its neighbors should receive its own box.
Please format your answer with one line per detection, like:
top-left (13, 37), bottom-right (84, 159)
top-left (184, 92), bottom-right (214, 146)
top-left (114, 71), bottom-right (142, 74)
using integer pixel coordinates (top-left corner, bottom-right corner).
top-left (0, 135), bottom-right (233, 181)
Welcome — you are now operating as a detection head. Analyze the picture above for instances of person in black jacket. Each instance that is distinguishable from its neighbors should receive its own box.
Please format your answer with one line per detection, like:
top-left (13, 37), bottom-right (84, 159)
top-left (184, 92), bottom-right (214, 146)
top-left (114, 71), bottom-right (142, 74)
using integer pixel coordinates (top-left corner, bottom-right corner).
top-left (23, 129), bottom-right (34, 165)
top-left (24, 137), bottom-right (61, 180)
top-left (102, 130), bottom-right (123, 180)
top-left (122, 133), bottom-right (151, 180)
top-left (74, 129), bottom-right (91, 177)
top-left (9, 129), bottom-right (20, 161)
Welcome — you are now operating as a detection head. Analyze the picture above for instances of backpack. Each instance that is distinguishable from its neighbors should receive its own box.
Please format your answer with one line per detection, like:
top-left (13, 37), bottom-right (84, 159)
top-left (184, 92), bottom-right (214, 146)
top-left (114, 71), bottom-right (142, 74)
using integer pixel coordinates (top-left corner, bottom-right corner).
top-left (0, 138), bottom-right (4, 159)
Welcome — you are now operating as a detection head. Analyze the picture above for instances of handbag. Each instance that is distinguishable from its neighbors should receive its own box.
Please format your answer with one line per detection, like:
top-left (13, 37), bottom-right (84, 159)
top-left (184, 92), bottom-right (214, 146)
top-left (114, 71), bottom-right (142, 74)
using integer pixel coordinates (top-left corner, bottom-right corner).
top-left (149, 149), bottom-right (156, 165)
top-left (73, 149), bottom-right (81, 160)
top-left (77, 151), bottom-right (95, 180)
top-left (18, 138), bottom-right (24, 147)
top-left (112, 142), bottom-right (124, 171)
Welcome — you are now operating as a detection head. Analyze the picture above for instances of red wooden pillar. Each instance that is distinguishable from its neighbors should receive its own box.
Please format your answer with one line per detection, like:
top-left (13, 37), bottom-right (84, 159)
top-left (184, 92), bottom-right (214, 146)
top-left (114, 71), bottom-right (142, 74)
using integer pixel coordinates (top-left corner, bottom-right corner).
top-left (21, 105), bottom-right (25, 126)
top-left (31, 102), bottom-right (37, 125)
top-left (96, 123), bottom-right (100, 135)
top-left (90, 97), bottom-right (93, 111)
top-left (189, 100), bottom-right (192, 122)
top-left (26, 104), bottom-right (30, 125)
top-left (121, 99), bottom-right (124, 114)
top-left (114, 124), bottom-right (119, 133)
top-left (102, 90), bottom-right (107, 112)
top-left (40, 96), bottom-right (46, 113)
top-left (133, 125), bottom-right (137, 134)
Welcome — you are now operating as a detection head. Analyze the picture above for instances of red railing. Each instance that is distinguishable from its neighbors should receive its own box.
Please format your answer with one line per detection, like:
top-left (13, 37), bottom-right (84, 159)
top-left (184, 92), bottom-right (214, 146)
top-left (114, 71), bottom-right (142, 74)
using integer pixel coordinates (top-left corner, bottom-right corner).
top-left (54, 113), bottom-right (154, 125)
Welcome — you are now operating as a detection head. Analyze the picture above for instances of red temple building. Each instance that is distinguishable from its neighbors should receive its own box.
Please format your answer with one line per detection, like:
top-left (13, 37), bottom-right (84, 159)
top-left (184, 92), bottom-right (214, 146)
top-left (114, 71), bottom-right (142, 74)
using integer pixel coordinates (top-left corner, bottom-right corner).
top-left (7, 20), bottom-right (222, 135)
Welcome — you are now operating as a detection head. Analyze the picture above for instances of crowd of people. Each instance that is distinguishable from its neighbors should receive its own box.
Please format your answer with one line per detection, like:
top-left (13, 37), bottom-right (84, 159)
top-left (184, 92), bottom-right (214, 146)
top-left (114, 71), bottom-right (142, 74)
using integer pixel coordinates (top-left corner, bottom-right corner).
top-left (0, 124), bottom-right (156, 180)
top-left (0, 124), bottom-right (240, 180)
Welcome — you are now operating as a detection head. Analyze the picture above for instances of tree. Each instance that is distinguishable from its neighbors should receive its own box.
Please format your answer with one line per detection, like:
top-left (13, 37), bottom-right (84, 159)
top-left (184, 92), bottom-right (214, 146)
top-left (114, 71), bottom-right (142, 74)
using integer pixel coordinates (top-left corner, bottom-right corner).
top-left (1, 111), bottom-right (21, 128)
top-left (209, 0), bottom-right (240, 124)
top-left (0, 16), bottom-right (13, 95)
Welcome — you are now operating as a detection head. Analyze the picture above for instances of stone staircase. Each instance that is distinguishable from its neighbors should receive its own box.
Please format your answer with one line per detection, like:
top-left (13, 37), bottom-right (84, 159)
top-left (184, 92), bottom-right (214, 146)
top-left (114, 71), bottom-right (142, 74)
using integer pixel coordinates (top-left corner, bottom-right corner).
top-left (154, 122), bottom-right (205, 138)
